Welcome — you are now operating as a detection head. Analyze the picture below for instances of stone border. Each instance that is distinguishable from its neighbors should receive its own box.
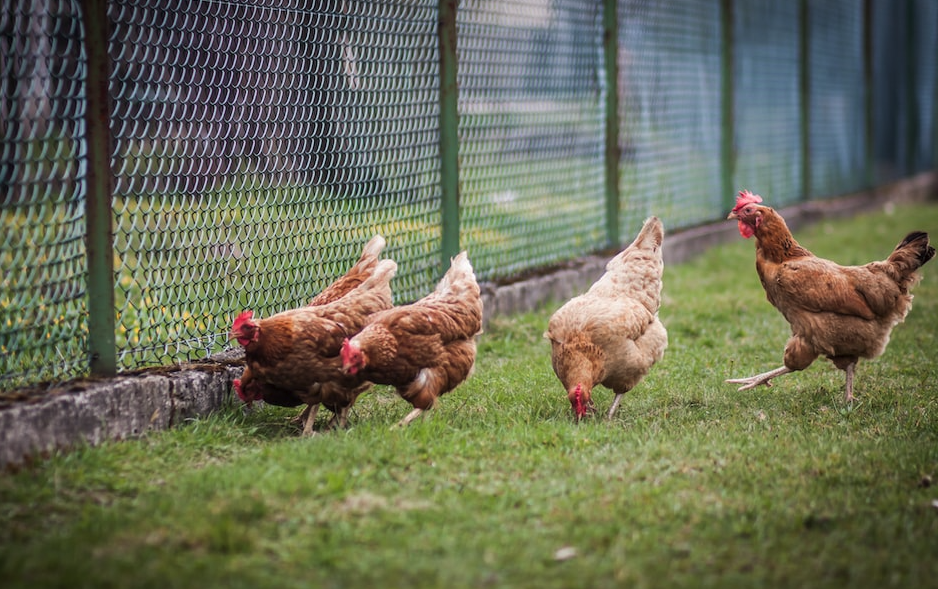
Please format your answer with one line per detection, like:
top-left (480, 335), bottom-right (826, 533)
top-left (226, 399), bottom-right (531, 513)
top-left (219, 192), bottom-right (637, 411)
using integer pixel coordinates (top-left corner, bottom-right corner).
top-left (1, 172), bottom-right (935, 468)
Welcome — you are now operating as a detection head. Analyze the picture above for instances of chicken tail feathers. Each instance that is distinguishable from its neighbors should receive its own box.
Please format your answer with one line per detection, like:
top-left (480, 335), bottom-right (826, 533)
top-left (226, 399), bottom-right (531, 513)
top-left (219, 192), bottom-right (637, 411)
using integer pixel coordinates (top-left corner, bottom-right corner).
top-left (436, 251), bottom-right (479, 296)
top-left (358, 234), bottom-right (387, 266)
top-left (898, 231), bottom-right (935, 264)
top-left (889, 231), bottom-right (935, 273)
top-left (360, 259), bottom-right (397, 290)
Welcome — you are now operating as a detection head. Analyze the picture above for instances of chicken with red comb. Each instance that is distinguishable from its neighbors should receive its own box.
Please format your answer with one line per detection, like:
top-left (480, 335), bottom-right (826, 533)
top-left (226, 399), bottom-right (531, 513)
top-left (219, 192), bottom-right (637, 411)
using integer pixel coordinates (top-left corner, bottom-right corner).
top-left (731, 190), bottom-right (763, 238)
top-left (727, 191), bottom-right (934, 402)
top-left (545, 216), bottom-right (668, 421)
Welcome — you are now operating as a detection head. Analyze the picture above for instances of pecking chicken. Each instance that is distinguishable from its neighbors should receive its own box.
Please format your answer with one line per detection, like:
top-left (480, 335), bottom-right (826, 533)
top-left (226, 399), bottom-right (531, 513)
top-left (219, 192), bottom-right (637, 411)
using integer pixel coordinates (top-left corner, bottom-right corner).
top-left (232, 234), bottom-right (389, 430)
top-left (231, 257), bottom-right (397, 434)
top-left (726, 190), bottom-right (934, 402)
top-left (339, 251), bottom-right (483, 426)
top-left (544, 216), bottom-right (668, 421)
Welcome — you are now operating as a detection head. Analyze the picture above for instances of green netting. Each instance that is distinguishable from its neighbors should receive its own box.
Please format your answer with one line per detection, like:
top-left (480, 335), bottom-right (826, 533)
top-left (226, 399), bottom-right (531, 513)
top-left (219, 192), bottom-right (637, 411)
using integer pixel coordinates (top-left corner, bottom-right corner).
top-left (0, 0), bottom-right (88, 389)
top-left (108, 0), bottom-right (441, 369)
top-left (618, 0), bottom-right (723, 234)
top-left (1, 0), bottom-right (936, 390)
top-left (911, 0), bottom-right (937, 173)
top-left (807, 0), bottom-right (866, 198)
top-left (457, 0), bottom-right (606, 281)
top-left (734, 0), bottom-right (803, 206)
top-left (871, 0), bottom-right (911, 183)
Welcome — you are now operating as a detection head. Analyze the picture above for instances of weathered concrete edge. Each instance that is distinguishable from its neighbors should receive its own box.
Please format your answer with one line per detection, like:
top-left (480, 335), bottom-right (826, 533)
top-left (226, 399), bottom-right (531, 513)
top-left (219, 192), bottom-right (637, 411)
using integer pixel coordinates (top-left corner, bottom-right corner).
top-left (0, 355), bottom-right (242, 468)
top-left (2, 172), bottom-right (935, 468)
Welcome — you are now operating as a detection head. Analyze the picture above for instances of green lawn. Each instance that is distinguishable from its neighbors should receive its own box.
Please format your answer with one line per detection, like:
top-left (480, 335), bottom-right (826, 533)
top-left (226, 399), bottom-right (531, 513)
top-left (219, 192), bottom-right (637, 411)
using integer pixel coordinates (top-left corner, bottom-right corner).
top-left (1, 202), bottom-right (937, 588)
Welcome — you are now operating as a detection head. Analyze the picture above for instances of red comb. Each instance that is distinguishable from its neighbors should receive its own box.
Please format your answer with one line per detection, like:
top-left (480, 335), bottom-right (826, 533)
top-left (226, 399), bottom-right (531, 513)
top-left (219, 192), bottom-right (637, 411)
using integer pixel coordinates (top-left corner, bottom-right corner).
top-left (232, 310), bottom-right (254, 330)
top-left (733, 190), bottom-right (763, 213)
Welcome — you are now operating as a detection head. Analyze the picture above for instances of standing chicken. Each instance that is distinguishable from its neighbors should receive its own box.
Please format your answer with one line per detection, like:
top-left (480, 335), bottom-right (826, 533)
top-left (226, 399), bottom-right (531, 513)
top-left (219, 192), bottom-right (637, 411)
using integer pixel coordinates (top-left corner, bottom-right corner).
top-left (231, 258), bottom-right (397, 434)
top-left (544, 216), bottom-right (668, 421)
top-left (726, 190), bottom-right (934, 402)
top-left (340, 251), bottom-right (483, 426)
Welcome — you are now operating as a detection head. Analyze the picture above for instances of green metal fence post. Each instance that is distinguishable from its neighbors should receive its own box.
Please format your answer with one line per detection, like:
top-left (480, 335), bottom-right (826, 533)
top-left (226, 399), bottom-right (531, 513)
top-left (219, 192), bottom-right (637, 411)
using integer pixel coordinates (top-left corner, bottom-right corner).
top-left (438, 0), bottom-right (460, 270)
top-left (799, 0), bottom-right (810, 200)
top-left (721, 0), bottom-right (735, 211)
top-left (602, 0), bottom-right (620, 247)
top-left (82, 0), bottom-right (117, 376)
top-left (905, 0), bottom-right (918, 175)
top-left (863, 0), bottom-right (874, 188)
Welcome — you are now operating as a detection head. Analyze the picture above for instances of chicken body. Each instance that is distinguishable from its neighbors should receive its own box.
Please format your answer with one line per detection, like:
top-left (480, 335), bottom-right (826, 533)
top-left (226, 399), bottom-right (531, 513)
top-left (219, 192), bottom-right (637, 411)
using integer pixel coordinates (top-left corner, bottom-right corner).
top-left (340, 251), bottom-right (483, 426)
top-left (727, 190), bottom-right (935, 401)
top-left (545, 216), bottom-right (668, 420)
top-left (231, 257), bottom-right (396, 434)
top-left (308, 235), bottom-right (387, 307)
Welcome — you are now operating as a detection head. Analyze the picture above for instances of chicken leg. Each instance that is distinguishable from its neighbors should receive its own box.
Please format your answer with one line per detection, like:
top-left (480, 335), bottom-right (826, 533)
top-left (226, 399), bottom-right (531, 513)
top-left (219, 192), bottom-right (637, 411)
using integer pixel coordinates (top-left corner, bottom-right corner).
top-left (301, 404), bottom-right (321, 437)
top-left (844, 362), bottom-right (855, 403)
top-left (607, 393), bottom-right (624, 419)
top-left (725, 366), bottom-right (792, 391)
top-left (395, 408), bottom-right (425, 428)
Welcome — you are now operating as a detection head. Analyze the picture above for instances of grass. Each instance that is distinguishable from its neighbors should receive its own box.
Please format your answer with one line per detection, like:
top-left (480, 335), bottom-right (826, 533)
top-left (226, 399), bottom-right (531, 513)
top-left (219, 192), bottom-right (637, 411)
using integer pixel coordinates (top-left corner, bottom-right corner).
top-left (1, 202), bottom-right (937, 588)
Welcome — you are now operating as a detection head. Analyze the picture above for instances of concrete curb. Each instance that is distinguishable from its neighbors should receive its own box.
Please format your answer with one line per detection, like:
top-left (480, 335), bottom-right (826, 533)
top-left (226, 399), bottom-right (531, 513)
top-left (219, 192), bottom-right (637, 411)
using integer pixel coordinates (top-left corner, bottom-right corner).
top-left (0, 355), bottom-right (242, 468)
top-left (2, 172), bottom-right (935, 467)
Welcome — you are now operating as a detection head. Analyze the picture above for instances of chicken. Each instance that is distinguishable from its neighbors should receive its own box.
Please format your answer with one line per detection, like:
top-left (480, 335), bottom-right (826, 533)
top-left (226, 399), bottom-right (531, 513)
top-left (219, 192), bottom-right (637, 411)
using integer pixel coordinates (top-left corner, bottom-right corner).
top-left (726, 190), bottom-right (935, 402)
top-left (339, 251), bottom-right (483, 426)
top-left (232, 234), bottom-right (389, 431)
top-left (544, 216), bottom-right (668, 421)
top-left (233, 234), bottom-right (388, 411)
top-left (230, 257), bottom-right (397, 435)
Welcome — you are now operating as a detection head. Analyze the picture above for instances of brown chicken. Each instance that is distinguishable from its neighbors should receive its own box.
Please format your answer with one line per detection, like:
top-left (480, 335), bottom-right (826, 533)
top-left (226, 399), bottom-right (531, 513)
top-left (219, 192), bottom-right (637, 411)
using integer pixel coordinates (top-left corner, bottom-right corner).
top-left (230, 258), bottom-right (397, 434)
top-left (544, 216), bottom-right (668, 421)
top-left (234, 234), bottom-right (389, 418)
top-left (232, 234), bottom-right (389, 430)
top-left (339, 251), bottom-right (483, 426)
top-left (726, 190), bottom-right (934, 402)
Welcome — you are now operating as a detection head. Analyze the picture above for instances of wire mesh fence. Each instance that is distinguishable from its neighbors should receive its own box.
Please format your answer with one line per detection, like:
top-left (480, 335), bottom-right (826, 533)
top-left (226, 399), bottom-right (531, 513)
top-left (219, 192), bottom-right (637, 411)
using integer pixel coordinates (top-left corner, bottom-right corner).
top-left (458, 0), bottom-right (607, 281)
top-left (1, 0), bottom-right (937, 391)
top-left (618, 0), bottom-right (723, 235)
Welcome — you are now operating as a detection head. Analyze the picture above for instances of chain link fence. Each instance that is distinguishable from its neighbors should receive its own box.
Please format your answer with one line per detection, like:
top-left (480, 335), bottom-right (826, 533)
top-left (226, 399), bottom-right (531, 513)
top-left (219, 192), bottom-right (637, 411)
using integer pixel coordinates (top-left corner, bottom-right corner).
top-left (2, 0), bottom-right (937, 391)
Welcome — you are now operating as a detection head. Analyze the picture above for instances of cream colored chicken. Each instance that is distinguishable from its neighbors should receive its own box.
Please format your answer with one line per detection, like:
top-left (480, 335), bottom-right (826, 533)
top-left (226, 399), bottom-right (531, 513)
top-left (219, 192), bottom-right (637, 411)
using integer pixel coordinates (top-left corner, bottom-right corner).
top-left (545, 216), bottom-right (668, 420)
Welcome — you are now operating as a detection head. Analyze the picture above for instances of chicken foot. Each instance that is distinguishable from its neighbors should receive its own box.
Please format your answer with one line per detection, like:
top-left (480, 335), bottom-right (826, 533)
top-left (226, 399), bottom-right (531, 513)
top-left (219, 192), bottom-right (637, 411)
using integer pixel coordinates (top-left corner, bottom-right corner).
top-left (394, 407), bottom-right (425, 428)
top-left (725, 366), bottom-right (792, 391)
top-left (301, 404), bottom-right (321, 437)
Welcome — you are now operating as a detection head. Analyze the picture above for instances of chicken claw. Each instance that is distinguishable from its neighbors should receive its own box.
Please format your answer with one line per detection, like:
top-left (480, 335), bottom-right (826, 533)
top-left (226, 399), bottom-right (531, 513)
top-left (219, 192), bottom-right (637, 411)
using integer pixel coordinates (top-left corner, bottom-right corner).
top-left (726, 366), bottom-right (792, 391)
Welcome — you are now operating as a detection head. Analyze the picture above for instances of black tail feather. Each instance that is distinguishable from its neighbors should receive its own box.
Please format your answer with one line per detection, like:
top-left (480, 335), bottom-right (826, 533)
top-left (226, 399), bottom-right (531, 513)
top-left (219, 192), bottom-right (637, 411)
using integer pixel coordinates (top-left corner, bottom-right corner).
top-left (895, 231), bottom-right (935, 266)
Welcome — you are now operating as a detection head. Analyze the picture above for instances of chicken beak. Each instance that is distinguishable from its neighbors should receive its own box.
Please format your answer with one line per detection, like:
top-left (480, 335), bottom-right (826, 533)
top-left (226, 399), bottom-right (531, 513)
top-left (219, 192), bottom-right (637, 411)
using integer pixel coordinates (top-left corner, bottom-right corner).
top-left (727, 210), bottom-right (738, 220)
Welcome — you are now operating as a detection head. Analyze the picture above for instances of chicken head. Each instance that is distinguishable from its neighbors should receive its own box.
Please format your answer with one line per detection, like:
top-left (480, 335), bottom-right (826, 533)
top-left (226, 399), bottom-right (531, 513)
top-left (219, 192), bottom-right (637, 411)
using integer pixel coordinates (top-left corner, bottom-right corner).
top-left (230, 310), bottom-right (260, 347)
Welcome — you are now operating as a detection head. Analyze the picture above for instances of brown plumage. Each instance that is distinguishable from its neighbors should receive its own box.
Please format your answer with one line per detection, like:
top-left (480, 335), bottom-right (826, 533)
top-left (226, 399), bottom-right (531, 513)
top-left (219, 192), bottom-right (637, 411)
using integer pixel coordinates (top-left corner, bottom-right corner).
top-left (308, 235), bottom-right (387, 306)
top-left (727, 190), bottom-right (935, 402)
top-left (340, 251), bottom-right (483, 426)
top-left (231, 253), bottom-right (396, 435)
top-left (545, 216), bottom-right (668, 421)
